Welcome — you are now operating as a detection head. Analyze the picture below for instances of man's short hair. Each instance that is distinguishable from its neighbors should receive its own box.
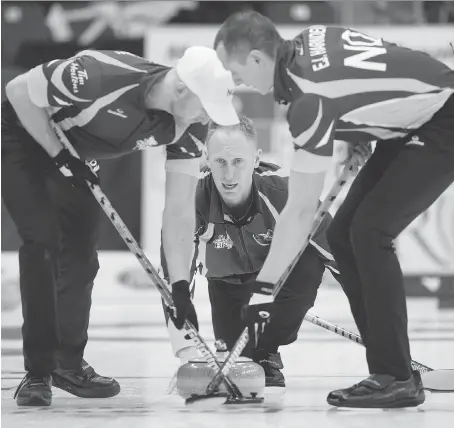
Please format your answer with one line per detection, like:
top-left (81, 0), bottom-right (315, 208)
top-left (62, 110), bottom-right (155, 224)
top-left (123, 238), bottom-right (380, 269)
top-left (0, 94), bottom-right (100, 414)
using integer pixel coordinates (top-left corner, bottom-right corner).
top-left (214, 11), bottom-right (282, 59)
top-left (207, 114), bottom-right (257, 148)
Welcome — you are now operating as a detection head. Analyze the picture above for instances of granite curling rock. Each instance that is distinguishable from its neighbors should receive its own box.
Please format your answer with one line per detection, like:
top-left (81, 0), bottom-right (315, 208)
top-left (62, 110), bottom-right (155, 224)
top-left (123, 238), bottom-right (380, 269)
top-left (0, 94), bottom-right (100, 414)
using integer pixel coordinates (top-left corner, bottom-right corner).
top-left (176, 354), bottom-right (265, 399)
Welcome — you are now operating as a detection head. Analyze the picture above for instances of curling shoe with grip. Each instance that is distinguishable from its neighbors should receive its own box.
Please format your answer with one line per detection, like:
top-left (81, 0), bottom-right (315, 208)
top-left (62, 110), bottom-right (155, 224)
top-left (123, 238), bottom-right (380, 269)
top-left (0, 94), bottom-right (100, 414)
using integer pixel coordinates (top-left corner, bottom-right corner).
top-left (52, 360), bottom-right (120, 398)
top-left (176, 356), bottom-right (265, 399)
top-left (327, 370), bottom-right (425, 408)
top-left (14, 373), bottom-right (52, 406)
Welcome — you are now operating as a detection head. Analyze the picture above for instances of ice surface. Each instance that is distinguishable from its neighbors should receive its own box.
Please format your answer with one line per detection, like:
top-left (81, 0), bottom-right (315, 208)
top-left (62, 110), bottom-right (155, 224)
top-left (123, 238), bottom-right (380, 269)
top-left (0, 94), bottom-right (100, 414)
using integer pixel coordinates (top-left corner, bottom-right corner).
top-left (2, 252), bottom-right (454, 427)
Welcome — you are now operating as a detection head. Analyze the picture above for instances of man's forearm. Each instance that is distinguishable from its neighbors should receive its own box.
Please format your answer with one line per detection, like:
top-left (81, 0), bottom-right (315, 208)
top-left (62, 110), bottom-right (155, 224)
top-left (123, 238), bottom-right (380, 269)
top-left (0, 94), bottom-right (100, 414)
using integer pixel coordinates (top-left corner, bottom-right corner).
top-left (6, 73), bottom-right (62, 157)
top-left (162, 210), bottom-right (195, 284)
top-left (257, 207), bottom-right (316, 284)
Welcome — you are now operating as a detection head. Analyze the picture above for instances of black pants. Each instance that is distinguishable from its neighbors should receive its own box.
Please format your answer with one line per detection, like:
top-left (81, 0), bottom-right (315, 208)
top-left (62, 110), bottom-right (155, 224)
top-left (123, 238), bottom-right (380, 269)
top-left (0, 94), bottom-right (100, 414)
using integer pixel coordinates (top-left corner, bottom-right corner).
top-left (1, 102), bottom-right (100, 374)
top-left (327, 95), bottom-right (454, 380)
top-left (208, 245), bottom-right (328, 358)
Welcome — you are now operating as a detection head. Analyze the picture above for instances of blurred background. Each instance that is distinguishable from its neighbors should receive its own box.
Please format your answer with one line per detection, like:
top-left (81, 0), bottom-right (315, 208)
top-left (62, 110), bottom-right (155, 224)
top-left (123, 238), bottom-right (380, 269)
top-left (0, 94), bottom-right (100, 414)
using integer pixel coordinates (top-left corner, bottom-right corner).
top-left (2, 0), bottom-right (454, 312)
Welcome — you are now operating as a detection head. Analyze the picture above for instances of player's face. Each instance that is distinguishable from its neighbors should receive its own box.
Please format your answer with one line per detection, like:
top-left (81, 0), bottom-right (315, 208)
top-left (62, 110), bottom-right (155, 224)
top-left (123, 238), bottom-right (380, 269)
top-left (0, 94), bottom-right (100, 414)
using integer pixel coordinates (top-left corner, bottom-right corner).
top-left (174, 88), bottom-right (210, 125)
top-left (207, 129), bottom-right (259, 206)
top-left (216, 43), bottom-right (274, 94)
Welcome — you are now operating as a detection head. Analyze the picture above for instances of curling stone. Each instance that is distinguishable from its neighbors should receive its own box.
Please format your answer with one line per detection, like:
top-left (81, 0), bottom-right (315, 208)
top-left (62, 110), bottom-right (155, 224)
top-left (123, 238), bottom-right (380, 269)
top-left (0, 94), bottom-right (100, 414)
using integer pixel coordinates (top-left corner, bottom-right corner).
top-left (176, 341), bottom-right (265, 399)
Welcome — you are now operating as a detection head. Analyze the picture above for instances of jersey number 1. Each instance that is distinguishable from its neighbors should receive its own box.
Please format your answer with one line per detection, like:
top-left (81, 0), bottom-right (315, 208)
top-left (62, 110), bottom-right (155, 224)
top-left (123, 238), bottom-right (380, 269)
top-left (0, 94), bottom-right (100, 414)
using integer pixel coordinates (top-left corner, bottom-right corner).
top-left (342, 30), bottom-right (387, 72)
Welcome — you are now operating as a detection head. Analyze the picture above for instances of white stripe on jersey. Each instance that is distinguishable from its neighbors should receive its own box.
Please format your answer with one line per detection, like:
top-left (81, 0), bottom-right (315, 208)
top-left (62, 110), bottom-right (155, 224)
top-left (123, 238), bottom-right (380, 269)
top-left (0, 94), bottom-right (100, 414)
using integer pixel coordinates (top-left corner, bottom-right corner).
top-left (287, 69), bottom-right (441, 99)
top-left (314, 120), bottom-right (335, 148)
top-left (52, 96), bottom-right (71, 106)
top-left (293, 99), bottom-right (335, 150)
top-left (188, 133), bottom-right (206, 153)
top-left (258, 191), bottom-right (279, 221)
top-left (58, 83), bottom-right (139, 131)
top-left (77, 50), bottom-right (148, 74)
top-left (294, 98), bottom-right (322, 148)
top-left (178, 146), bottom-right (196, 157)
top-left (336, 127), bottom-right (407, 139)
top-left (341, 89), bottom-right (454, 130)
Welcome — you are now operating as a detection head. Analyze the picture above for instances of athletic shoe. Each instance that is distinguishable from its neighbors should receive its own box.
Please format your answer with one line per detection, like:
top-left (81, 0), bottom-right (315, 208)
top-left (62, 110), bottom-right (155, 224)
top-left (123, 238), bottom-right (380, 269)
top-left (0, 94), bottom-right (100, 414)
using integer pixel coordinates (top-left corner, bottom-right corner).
top-left (52, 360), bottom-right (120, 398)
top-left (14, 373), bottom-right (52, 406)
top-left (254, 350), bottom-right (285, 387)
top-left (327, 370), bottom-right (426, 408)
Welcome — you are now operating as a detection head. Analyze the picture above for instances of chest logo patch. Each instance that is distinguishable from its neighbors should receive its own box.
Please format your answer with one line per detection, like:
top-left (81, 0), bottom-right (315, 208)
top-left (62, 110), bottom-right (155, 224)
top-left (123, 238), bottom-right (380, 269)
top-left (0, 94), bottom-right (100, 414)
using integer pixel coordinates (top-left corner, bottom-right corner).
top-left (107, 108), bottom-right (127, 119)
top-left (213, 233), bottom-right (233, 250)
top-left (253, 229), bottom-right (273, 246)
top-left (133, 135), bottom-right (159, 151)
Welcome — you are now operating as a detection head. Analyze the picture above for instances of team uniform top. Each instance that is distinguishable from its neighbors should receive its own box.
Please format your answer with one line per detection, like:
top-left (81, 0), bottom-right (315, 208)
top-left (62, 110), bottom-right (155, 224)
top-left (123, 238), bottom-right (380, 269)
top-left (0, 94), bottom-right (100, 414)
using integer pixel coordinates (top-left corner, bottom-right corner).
top-left (273, 26), bottom-right (454, 172)
top-left (27, 49), bottom-right (207, 161)
top-left (192, 162), bottom-right (337, 283)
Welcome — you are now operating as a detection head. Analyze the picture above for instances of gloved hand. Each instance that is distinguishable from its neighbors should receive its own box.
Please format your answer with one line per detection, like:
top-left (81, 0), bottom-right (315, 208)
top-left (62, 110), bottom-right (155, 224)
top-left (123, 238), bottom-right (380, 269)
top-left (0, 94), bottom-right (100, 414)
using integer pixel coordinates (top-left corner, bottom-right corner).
top-left (169, 280), bottom-right (199, 330)
top-left (53, 149), bottom-right (99, 186)
top-left (341, 141), bottom-right (372, 174)
top-left (241, 280), bottom-right (275, 348)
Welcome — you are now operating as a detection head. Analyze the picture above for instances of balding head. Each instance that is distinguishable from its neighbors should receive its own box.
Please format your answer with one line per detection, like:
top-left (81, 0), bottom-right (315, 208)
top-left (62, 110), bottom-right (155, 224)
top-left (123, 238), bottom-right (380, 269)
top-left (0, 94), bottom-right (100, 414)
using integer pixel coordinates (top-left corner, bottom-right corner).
top-left (207, 114), bottom-right (258, 153)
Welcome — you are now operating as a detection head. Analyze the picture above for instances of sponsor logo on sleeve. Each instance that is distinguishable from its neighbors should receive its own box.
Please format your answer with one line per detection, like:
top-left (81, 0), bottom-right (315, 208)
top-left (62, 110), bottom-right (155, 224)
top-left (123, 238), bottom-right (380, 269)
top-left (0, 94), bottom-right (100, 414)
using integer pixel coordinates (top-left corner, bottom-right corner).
top-left (69, 61), bottom-right (88, 94)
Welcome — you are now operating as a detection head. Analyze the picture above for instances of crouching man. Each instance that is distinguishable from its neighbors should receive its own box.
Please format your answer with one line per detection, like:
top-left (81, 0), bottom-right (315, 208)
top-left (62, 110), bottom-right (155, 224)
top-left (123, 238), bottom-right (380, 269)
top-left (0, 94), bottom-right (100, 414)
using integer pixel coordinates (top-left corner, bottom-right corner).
top-left (164, 115), bottom-right (340, 388)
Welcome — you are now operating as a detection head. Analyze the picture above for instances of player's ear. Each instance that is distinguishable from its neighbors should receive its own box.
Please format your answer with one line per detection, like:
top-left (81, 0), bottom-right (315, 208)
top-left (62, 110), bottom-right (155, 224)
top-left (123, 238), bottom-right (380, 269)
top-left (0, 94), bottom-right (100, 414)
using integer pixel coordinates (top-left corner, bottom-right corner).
top-left (254, 148), bottom-right (262, 168)
top-left (176, 80), bottom-right (190, 98)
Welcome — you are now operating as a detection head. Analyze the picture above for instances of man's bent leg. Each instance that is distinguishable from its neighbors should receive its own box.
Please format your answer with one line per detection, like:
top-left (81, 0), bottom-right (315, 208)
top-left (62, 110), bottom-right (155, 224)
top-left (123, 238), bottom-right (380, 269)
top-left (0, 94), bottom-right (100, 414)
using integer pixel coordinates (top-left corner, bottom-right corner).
top-left (2, 109), bottom-right (58, 405)
top-left (208, 279), bottom-right (252, 354)
top-left (19, 244), bottom-right (59, 374)
top-left (53, 179), bottom-right (100, 369)
top-left (51, 177), bottom-right (119, 398)
top-left (329, 100), bottom-right (454, 408)
top-left (259, 245), bottom-right (324, 350)
top-left (351, 139), bottom-right (454, 380)
top-left (326, 140), bottom-right (403, 345)
top-left (255, 245), bottom-right (326, 387)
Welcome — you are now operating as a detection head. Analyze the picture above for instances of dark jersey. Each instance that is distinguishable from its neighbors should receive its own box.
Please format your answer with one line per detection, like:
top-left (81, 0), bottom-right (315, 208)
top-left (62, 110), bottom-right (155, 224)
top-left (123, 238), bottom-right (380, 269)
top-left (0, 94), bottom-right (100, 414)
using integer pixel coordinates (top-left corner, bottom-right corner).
top-left (273, 26), bottom-right (454, 171)
top-left (27, 49), bottom-right (207, 161)
top-left (193, 162), bottom-right (336, 283)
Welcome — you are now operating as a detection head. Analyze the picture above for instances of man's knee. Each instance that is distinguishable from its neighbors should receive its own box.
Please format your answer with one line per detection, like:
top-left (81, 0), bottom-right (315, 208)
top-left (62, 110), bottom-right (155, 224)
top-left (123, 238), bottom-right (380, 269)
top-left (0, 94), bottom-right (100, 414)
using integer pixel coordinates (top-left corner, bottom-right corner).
top-left (326, 216), bottom-right (351, 253)
top-left (350, 209), bottom-right (396, 253)
top-left (59, 250), bottom-right (99, 288)
top-left (19, 242), bottom-right (57, 266)
top-left (19, 243), bottom-right (58, 294)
